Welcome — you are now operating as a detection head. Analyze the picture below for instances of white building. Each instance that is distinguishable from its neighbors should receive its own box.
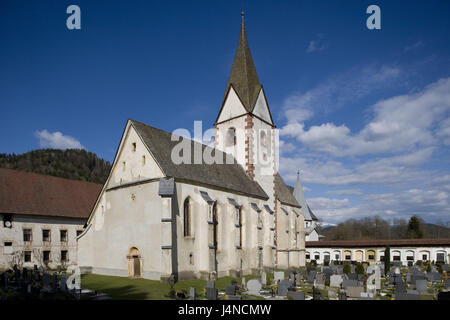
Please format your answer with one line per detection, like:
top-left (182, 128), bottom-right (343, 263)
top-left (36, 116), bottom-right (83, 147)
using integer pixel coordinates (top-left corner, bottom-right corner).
top-left (77, 16), bottom-right (307, 281)
top-left (305, 239), bottom-right (450, 266)
top-left (0, 168), bottom-right (101, 270)
top-left (291, 172), bottom-right (322, 241)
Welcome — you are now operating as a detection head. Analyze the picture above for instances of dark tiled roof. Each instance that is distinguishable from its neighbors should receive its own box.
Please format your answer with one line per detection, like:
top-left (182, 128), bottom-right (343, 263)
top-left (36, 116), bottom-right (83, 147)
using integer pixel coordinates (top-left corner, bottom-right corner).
top-left (131, 120), bottom-right (268, 200)
top-left (306, 239), bottom-right (450, 248)
top-left (275, 173), bottom-right (301, 208)
top-left (308, 206), bottom-right (319, 221)
top-left (222, 16), bottom-right (261, 113)
top-left (0, 168), bottom-right (102, 219)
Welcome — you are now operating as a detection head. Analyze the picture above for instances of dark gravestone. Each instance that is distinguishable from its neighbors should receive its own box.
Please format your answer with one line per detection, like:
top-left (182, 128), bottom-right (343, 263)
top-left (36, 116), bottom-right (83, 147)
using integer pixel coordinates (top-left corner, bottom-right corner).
top-left (342, 279), bottom-right (358, 289)
top-left (307, 271), bottom-right (316, 284)
top-left (277, 280), bottom-right (293, 296)
top-left (339, 292), bottom-right (347, 300)
top-left (396, 293), bottom-right (420, 300)
top-left (228, 295), bottom-right (242, 300)
top-left (437, 291), bottom-right (450, 301)
top-left (312, 287), bottom-right (321, 300)
top-left (206, 281), bottom-right (215, 288)
top-left (206, 287), bottom-right (218, 300)
top-left (52, 274), bottom-right (58, 291)
top-left (347, 273), bottom-right (357, 280)
top-left (442, 264), bottom-right (449, 272)
top-left (395, 282), bottom-right (407, 294)
top-left (287, 291), bottom-right (305, 300)
top-left (426, 272), bottom-right (441, 282)
top-left (225, 285), bottom-right (236, 296)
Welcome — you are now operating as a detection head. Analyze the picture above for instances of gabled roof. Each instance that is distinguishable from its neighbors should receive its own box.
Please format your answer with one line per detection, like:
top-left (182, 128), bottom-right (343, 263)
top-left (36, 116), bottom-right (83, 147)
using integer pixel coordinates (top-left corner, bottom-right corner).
top-left (0, 168), bottom-right (102, 219)
top-left (221, 15), bottom-right (262, 114)
top-left (131, 120), bottom-right (268, 200)
top-left (275, 173), bottom-right (301, 208)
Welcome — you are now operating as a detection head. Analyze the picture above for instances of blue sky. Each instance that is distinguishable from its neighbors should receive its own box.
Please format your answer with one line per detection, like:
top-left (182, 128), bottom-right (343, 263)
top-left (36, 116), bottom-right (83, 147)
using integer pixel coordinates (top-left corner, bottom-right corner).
top-left (1, 1), bottom-right (449, 225)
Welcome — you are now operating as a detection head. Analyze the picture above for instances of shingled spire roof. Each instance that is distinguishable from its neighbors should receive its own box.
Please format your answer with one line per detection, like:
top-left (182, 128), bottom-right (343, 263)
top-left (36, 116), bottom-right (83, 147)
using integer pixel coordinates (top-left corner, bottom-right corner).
top-left (222, 13), bottom-right (262, 113)
top-left (293, 171), bottom-right (318, 221)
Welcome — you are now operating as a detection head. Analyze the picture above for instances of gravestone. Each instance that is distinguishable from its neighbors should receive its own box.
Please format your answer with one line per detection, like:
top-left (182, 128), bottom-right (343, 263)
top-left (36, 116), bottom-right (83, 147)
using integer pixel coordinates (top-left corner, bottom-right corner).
top-left (394, 267), bottom-right (400, 274)
top-left (444, 279), bottom-right (450, 290)
top-left (261, 271), bottom-right (267, 285)
top-left (189, 287), bottom-right (195, 300)
top-left (407, 289), bottom-right (418, 295)
top-left (241, 277), bottom-right (246, 288)
top-left (314, 274), bottom-right (325, 289)
top-left (330, 275), bottom-right (343, 288)
top-left (226, 285), bottom-right (236, 296)
top-left (295, 273), bottom-right (301, 286)
top-left (274, 271), bottom-right (284, 283)
top-left (346, 286), bottom-right (364, 298)
top-left (247, 279), bottom-right (262, 295)
top-left (312, 287), bottom-right (321, 300)
top-left (328, 290), bottom-right (337, 299)
top-left (437, 291), bottom-right (450, 301)
top-left (347, 273), bottom-right (357, 280)
top-left (60, 277), bottom-right (67, 292)
top-left (367, 267), bottom-right (381, 293)
top-left (426, 272), bottom-right (441, 282)
top-left (342, 279), bottom-right (358, 289)
top-left (2, 272), bottom-right (8, 288)
top-left (442, 264), bottom-right (449, 272)
top-left (415, 279), bottom-right (427, 293)
top-left (396, 293), bottom-right (420, 300)
top-left (307, 271), bottom-right (316, 284)
top-left (52, 273), bottom-right (58, 291)
top-left (206, 287), bottom-right (218, 300)
top-left (206, 281), bottom-right (215, 288)
top-left (395, 282), bottom-right (407, 294)
top-left (42, 273), bottom-right (50, 289)
top-left (277, 279), bottom-right (293, 296)
top-left (38, 266), bottom-right (44, 275)
top-left (411, 274), bottom-right (426, 285)
top-left (287, 291), bottom-right (305, 300)
top-left (339, 292), bottom-right (347, 300)
top-left (228, 295), bottom-right (241, 300)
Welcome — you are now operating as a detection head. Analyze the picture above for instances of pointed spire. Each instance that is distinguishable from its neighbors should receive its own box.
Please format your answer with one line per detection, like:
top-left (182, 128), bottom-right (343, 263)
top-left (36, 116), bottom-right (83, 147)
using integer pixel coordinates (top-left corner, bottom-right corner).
top-left (293, 171), bottom-right (313, 221)
top-left (222, 13), bottom-right (262, 113)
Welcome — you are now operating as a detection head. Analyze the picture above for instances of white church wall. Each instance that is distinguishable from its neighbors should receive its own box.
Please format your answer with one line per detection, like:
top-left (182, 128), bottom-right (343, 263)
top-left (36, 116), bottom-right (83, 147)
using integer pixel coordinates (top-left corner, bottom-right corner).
top-left (217, 87), bottom-right (247, 123)
top-left (252, 89), bottom-right (272, 124)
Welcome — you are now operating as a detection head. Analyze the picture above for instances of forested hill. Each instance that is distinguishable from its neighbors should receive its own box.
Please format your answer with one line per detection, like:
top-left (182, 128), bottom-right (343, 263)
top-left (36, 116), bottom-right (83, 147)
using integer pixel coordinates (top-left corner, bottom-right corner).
top-left (319, 216), bottom-right (450, 240)
top-left (0, 149), bottom-right (111, 184)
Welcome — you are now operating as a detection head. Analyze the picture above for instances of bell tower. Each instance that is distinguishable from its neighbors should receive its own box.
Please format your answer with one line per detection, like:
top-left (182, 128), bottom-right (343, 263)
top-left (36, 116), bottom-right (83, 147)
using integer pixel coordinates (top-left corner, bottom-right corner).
top-left (214, 13), bottom-right (277, 208)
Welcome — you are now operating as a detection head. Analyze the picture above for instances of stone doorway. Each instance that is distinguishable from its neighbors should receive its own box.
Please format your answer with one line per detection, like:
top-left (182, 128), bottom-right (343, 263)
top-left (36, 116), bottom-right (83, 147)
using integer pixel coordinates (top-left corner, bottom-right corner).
top-left (128, 247), bottom-right (142, 278)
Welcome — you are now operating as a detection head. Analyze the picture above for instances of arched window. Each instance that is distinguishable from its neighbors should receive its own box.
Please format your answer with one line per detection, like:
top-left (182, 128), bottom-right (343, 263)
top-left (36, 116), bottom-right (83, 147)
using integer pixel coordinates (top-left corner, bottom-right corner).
top-left (260, 130), bottom-right (267, 147)
top-left (226, 127), bottom-right (236, 146)
top-left (183, 197), bottom-right (191, 237)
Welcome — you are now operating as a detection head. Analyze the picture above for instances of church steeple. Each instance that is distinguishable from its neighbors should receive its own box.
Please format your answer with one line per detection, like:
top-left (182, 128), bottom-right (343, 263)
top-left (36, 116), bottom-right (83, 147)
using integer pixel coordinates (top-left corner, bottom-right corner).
top-left (222, 12), bottom-right (262, 113)
top-left (293, 171), bottom-right (314, 221)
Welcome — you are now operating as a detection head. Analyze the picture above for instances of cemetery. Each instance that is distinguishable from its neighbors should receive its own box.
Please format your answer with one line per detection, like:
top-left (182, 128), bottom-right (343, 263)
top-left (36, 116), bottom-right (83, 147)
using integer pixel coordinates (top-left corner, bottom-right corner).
top-left (1, 258), bottom-right (450, 300)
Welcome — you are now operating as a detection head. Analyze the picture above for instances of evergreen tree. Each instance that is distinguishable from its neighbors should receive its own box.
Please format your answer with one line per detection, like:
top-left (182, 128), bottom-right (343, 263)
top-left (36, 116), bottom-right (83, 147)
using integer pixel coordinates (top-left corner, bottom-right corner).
top-left (355, 263), bottom-right (365, 275)
top-left (343, 263), bottom-right (351, 274)
top-left (406, 216), bottom-right (424, 239)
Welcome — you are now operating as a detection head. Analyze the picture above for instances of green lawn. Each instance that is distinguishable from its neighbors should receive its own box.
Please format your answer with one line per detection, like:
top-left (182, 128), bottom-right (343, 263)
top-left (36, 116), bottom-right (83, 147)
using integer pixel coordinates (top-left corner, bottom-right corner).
top-left (81, 273), bottom-right (262, 300)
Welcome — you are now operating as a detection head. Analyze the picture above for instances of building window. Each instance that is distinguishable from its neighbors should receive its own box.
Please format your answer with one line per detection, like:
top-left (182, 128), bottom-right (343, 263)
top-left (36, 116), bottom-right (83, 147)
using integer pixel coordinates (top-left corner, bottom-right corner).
top-left (24, 251), bottom-right (31, 262)
top-left (132, 142), bottom-right (136, 152)
top-left (3, 215), bottom-right (12, 228)
top-left (43, 251), bottom-right (50, 262)
top-left (335, 254), bottom-right (339, 260)
top-left (23, 229), bottom-right (32, 242)
top-left (226, 127), bottom-right (236, 146)
top-left (368, 255), bottom-right (375, 260)
top-left (422, 254), bottom-right (427, 260)
top-left (76, 230), bottom-right (83, 237)
top-left (183, 197), bottom-right (191, 237)
top-left (60, 230), bottom-right (68, 242)
top-left (345, 255), bottom-right (351, 260)
top-left (393, 256), bottom-right (401, 261)
top-left (122, 161), bottom-right (126, 172)
top-left (306, 254), bottom-right (310, 260)
top-left (437, 253), bottom-right (445, 262)
top-left (189, 253), bottom-right (194, 265)
top-left (61, 250), bottom-right (68, 262)
top-left (42, 229), bottom-right (51, 242)
top-left (4, 242), bottom-right (13, 255)
top-left (238, 208), bottom-right (242, 248)
top-left (142, 155), bottom-right (146, 166)
top-left (315, 254), bottom-right (320, 260)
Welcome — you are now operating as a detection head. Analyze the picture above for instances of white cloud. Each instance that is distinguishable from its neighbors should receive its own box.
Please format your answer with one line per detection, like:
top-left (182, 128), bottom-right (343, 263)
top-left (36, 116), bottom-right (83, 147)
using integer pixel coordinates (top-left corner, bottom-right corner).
top-left (326, 189), bottom-right (363, 196)
top-left (35, 130), bottom-right (84, 150)
top-left (404, 41), bottom-right (424, 52)
top-left (306, 34), bottom-right (326, 53)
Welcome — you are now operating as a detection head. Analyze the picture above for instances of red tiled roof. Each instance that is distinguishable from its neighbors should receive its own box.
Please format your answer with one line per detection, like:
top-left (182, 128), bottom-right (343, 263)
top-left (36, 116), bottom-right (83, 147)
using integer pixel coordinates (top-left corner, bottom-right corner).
top-left (0, 168), bottom-right (102, 219)
top-left (306, 239), bottom-right (450, 248)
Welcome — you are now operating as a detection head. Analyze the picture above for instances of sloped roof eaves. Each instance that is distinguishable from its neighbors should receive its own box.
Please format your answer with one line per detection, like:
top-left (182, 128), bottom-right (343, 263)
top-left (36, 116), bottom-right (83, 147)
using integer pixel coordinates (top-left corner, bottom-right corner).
top-left (131, 120), bottom-right (268, 200)
top-left (0, 168), bottom-right (102, 219)
top-left (275, 173), bottom-right (301, 208)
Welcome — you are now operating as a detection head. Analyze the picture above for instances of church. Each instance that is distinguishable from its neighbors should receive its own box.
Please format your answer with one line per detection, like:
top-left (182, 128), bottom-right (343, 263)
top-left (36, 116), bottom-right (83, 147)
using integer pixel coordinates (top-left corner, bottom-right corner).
top-left (77, 16), bottom-right (308, 280)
